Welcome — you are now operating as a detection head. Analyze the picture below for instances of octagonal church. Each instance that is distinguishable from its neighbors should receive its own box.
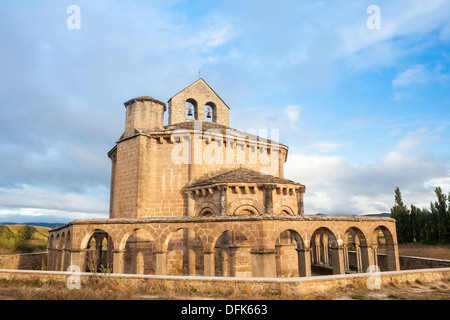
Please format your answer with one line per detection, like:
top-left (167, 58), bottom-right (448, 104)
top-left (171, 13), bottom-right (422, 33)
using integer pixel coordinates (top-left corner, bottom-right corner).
top-left (47, 79), bottom-right (400, 278)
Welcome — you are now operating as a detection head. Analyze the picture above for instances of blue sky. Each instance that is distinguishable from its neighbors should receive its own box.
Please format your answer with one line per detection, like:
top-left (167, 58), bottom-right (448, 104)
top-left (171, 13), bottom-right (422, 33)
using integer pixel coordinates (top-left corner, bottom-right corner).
top-left (0, 0), bottom-right (449, 222)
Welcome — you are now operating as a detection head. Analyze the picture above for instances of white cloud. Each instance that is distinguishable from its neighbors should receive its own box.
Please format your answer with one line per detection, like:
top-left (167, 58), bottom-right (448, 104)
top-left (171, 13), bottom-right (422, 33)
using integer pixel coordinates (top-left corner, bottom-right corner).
top-left (284, 127), bottom-right (449, 214)
top-left (392, 63), bottom-right (450, 100)
top-left (337, 0), bottom-right (450, 71)
top-left (296, 141), bottom-right (352, 155)
top-left (283, 105), bottom-right (302, 122)
top-left (393, 65), bottom-right (430, 88)
top-left (0, 185), bottom-right (109, 217)
top-left (393, 64), bottom-right (449, 89)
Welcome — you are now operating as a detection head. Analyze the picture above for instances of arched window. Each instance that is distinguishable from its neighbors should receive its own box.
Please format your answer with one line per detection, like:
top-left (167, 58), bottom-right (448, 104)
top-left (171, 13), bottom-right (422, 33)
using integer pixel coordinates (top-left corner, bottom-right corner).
top-left (235, 205), bottom-right (258, 215)
top-left (185, 99), bottom-right (198, 120)
top-left (204, 102), bottom-right (216, 122)
top-left (200, 210), bottom-right (214, 217)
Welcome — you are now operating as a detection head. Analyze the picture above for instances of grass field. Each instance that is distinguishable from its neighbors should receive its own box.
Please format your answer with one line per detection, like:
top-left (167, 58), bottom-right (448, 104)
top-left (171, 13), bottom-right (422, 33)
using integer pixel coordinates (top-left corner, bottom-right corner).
top-left (0, 225), bottom-right (50, 255)
top-left (398, 244), bottom-right (450, 260)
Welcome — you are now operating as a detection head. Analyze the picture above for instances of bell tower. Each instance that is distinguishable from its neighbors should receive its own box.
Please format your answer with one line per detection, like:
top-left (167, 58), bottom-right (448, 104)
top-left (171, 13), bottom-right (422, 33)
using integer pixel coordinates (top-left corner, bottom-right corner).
top-left (167, 78), bottom-right (230, 127)
top-left (123, 96), bottom-right (166, 138)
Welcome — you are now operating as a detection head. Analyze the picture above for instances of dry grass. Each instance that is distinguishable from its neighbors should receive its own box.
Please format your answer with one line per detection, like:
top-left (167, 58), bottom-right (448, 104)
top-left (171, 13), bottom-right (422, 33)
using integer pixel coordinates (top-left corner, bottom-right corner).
top-left (398, 244), bottom-right (450, 260)
top-left (1, 275), bottom-right (449, 300)
top-left (0, 276), bottom-right (144, 300)
top-left (335, 279), bottom-right (450, 300)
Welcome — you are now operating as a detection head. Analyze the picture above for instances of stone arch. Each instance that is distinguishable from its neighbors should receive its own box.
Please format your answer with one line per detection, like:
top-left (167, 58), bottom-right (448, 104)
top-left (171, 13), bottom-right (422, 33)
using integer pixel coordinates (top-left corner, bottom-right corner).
top-left (196, 201), bottom-right (219, 217)
top-left (228, 198), bottom-right (264, 216)
top-left (79, 227), bottom-right (116, 250)
top-left (274, 200), bottom-right (297, 216)
top-left (208, 222), bottom-right (258, 252)
top-left (163, 226), bottom-right (204, 276)
top-left (310, 226), bottom-right (345, 275)
top-left (371, 224), bottom-right (399, 271)
top-left (343, 226), bottom-right (370, 273)
top-left (213, 228), bottom-right (251, 277)
top-left (117, 225), bottom-right (158, 251)
top-left (121, 228), bottom-right (156, 275)
top-left (185, 98), bottom-right (198, 120)
top-left (372, 224), bottom-right (395, 246)
top-left (275, 205), bottom-right (296, 215)
top-left (205, 101), bottom-right (217, 122)
top-left (274, 228), bottom-right (310, 277)
top-left (82, 229), bottom-right (113, 273)
top-left (234, 205), bottom-right (259, 215)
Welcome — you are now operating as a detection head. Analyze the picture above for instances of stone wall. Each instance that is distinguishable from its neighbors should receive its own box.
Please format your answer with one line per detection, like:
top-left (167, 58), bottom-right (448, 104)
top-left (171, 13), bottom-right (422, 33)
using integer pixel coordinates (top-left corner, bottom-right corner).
top-left (0, 252), bottom-right (47, 270)
top-left (348, 251), bottom-right (450, 271)
top-left (0, 267), bottom-right (449, 299)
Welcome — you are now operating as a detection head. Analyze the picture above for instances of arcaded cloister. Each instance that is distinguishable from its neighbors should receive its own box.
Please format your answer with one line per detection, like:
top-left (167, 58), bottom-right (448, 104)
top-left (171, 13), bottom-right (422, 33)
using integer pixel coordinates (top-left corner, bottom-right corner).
top-left (47, 79), bottom-right (400, 278)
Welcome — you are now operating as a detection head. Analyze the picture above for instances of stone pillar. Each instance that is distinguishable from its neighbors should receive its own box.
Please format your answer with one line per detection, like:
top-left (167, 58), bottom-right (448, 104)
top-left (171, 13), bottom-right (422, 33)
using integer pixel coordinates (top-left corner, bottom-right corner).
top-left (322, 242), bottom-right (329, 266)
top-left (96, 239), bottom-right (103, 269)
top-left (112, 250), bottom-right (126, 274)
top-left (185, 194), bottom-right (197, 276)
top-left (219, 186), bottom-right (228, 216)
top-left (296, 248), bottom-right (311, 277)
top-left (155, 250), bottom-right (167, 275)
top-left (250, 249), bottom-right (276, 277)
top-left (296, 188), bottom-right (305, 216)
top-left (372, 245), bottom-right (378, 267)
top-left (330, 246), bottom-right (345, 275)
top-left (63, 249), bottom-right (71, 271)
top-left (52, 248), bottom-right (60, 271)
top-left (228, 245), bottom-right (238, 277)
top-left (386, 243), bottom-right (400, 271)
top-left (313, 240), bottom-right (320, 264)
top-left (343, 245), bottom-right (349, 271)
top-left (70, 249), bottom-right (87, 272)
top-left (47, 249), bottom-right (54, 271)
top-left (203, 251), bottom-right (215, 277)
top-left (186, 191), bottom-right (195, 217)
top-left (187, 231), bottom-right (196, 276)
top-left (359, 245), bottom-right (374, 272)
top-left (356, 245), bottom-right (363, 273)
top-left (109, 153), bottom-right (116, 218)
top-left (263, 185), bottom-right (276, 215)
top-left (107, 237), bottom-right (114, 269)
top-left (221, 250), bottom-right (229, 277)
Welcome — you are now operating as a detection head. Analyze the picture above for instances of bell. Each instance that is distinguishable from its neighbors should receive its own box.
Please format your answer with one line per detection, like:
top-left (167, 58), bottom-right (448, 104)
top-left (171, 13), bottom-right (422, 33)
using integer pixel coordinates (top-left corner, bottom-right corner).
top-left (187, 106), bottom-right (193, 117)
top-left (206, 107), bottom-right (212, 119)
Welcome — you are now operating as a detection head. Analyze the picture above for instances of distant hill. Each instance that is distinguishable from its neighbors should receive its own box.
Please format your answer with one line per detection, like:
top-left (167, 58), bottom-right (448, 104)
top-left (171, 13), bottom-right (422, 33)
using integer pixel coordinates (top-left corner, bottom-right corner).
top-left (314, 212), bottom-right (391, 217)
top-left (362, 213), bottom-right (391, 217)
top-left (0, 224), bottom-right (50, 254)
top-left (0, 222), bottom-right (67, 229)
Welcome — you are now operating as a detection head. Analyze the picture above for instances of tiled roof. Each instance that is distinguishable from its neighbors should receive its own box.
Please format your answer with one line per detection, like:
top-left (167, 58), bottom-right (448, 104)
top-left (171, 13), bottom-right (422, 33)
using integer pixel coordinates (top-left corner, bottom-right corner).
top-left (154, 121), bottom-right (283, 146)
top-left (188, 168), bottom-right (303, 187)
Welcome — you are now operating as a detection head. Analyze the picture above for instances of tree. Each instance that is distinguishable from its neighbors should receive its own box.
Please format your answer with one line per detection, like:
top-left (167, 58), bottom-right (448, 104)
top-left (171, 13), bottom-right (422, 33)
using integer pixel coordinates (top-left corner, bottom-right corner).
top-left (432, 187), bottom-right (449, 242)
top-left (390, 187), bottom-right (412, 243)
top-left (14, 225), bottom-right (36, 252)
top-left (410, 204), bottom-right (419, 242)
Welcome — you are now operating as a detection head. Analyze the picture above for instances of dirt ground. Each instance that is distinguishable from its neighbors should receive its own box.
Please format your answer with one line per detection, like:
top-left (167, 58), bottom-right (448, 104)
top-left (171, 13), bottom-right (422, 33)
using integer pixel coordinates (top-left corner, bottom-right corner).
top-left (329, 279), bottom-right (450, 300)
top-left (1, 244), bottom-right (449, 300)
top-left (0, 277), bottom-right (448, 300)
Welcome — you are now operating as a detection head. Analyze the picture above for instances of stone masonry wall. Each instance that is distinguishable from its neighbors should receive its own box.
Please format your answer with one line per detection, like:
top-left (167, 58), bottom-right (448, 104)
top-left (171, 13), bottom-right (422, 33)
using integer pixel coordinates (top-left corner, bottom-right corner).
top-left (111, 133), bottom-right (286, 218)
top-left (0, 268), bottom-right (449, 299)
top-left (348, 251), bottom-right (450, 271)
top-left (0, 252), bottom-right (47, 270)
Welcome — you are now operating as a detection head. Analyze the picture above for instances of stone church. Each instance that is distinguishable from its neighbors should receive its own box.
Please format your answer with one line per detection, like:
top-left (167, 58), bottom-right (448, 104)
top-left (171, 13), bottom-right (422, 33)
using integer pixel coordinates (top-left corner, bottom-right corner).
top-left (47, 79), bottom-right (400, 278)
